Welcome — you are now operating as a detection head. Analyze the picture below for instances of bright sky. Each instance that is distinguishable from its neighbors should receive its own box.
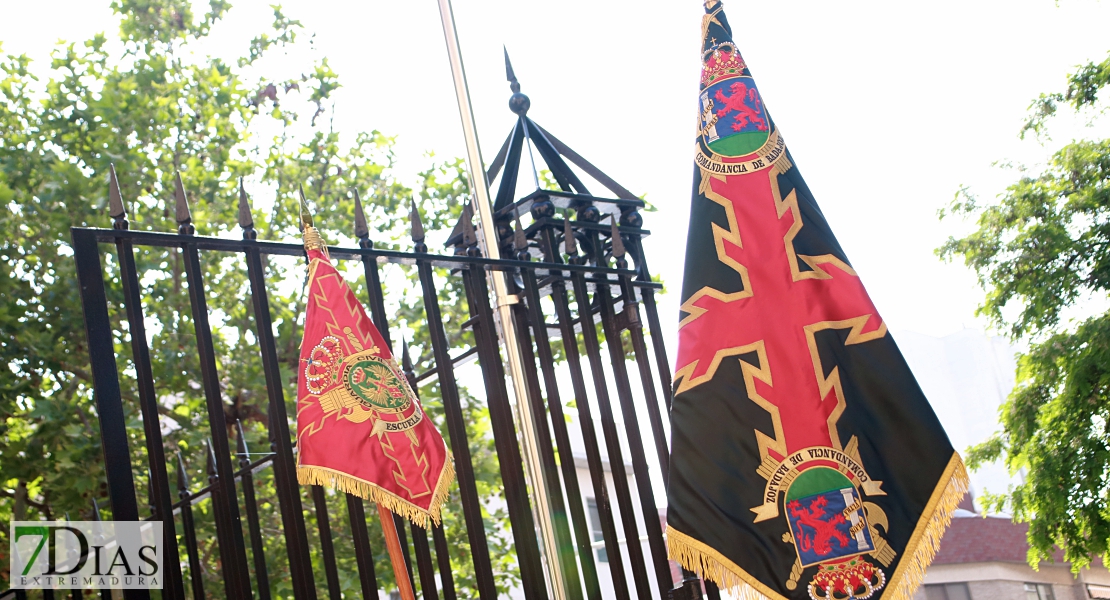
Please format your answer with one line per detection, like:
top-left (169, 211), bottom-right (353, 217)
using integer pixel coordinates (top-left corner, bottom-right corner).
top-left (4, 0), bottom-right (1109, 351)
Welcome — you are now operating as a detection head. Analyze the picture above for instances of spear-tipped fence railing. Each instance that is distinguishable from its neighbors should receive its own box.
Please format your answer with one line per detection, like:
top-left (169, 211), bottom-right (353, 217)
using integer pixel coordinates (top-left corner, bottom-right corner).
top-left (44, 161), bottom-right (699, 600)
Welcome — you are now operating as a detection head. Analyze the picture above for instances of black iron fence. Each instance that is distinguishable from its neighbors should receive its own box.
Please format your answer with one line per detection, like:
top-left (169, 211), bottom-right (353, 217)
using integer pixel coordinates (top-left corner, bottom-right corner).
top-left (10, 172), bottom-right (721, 600)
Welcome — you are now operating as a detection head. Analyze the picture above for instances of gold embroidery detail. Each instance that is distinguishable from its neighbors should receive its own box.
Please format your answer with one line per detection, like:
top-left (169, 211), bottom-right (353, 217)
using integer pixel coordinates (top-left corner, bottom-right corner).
top-left (667, 453), bottom-right (968, 599)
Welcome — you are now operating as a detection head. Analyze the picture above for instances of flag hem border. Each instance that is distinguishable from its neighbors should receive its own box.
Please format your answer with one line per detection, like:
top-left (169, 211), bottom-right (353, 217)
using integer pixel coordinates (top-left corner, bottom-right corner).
top-left (297, 457), bottom-right (455, 529)
top-left (666, 451), bottom-right (968, 600)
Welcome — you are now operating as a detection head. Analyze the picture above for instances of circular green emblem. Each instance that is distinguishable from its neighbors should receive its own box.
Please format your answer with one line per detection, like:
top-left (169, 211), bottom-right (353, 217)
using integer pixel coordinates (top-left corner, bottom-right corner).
top-left (343, 358), bottom-right (410, 413)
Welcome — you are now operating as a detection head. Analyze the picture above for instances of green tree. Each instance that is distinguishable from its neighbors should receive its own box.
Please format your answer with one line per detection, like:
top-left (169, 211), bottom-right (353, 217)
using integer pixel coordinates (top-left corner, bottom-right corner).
top-left (939, 53), bottom-right (1110, 570)
top-left (0, 0), bottom-right (518, 596)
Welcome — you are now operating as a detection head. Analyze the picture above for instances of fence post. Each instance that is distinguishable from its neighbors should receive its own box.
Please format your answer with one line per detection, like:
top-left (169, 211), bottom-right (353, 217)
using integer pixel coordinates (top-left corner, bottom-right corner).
top-left (70, 226), bottom-right (150, 600)
top-left (239, 180), bottom-right (317, 599)
top-left (175, 175), bottom-right (252, 599)
top-left (412, 203), bottom-right (499, 600)
top-left (107, 166), bottom-right (187, 600)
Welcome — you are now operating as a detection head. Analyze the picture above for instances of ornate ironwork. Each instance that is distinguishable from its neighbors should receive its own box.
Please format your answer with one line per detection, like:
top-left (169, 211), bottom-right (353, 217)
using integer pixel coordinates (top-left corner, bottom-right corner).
top-left (51, 55), bottom-right (717, 600)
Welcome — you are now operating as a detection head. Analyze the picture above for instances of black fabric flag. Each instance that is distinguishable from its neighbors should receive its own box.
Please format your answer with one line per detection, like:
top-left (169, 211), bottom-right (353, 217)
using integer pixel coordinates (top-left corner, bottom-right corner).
top-left (666, 3), bottom-right (969, 600)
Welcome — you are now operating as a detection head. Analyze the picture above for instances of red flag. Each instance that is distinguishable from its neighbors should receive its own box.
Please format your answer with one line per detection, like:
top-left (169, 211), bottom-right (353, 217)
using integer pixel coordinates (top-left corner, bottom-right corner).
top-left (295, 224), bottom-right (453, 527)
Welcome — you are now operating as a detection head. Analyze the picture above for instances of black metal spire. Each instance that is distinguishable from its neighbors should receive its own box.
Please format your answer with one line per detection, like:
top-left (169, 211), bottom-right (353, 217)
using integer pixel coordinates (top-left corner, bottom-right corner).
top-left (462, 201), bottom-right (479, 257)
top-left (235, 419), bottom-right (251, 469)
top-left (513, 208), bottom-right (528, 260)
top-left (400, 337), bottom-right (416, 387)
top-left (108, 164), bottom-right (128, 230)
top-left (610, 216), bottom-right (627, 269)
top-left (175, 452), bottom-right (190, 498)
top-left (410, 199), bottom-right (427, 253)
top-left (174, 172), bottom-right (194, 235)
top-left (239, 178), bottom-right (256, 240)
top-left (563, 210), bottom-right (578, 261)
top-left (205, 439), bottom-right (217, 484)
top-left (505, 47), bottom-right (530, 116)
top-left (353, 189), bottom-right (371, 249)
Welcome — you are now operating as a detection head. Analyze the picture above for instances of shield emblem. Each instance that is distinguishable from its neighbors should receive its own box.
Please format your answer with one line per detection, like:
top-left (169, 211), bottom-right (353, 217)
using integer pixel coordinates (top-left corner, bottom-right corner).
top-left (343, 356), bottom-right (410, 414)
top-left (700, 75), bottom-right (770, 157)
top-left (785, 467), bottom-right (874, 567)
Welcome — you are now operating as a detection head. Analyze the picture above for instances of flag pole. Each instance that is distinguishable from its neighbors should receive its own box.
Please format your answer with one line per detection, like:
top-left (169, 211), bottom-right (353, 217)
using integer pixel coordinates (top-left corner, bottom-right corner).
top-left (378, 504), bottom-right (418, 600)
top-left (434, 1), bottom-right (568, 598)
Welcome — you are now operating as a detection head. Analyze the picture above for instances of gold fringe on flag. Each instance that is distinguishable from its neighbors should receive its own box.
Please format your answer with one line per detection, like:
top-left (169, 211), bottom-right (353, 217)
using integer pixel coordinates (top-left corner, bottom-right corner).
top-left (297, 459), bottom-right (456, 530)
top-left (884, 453), bottom-right (969, 600)
top-left (666, 527), bottom-right (775, 600)
top-left (666, 452), bottom-right (969, 600)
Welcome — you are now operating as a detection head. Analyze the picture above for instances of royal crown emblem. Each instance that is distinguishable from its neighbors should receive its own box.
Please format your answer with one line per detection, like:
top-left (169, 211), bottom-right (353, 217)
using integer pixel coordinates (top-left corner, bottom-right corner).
top-left (700, 42), bottom-right (748, 87)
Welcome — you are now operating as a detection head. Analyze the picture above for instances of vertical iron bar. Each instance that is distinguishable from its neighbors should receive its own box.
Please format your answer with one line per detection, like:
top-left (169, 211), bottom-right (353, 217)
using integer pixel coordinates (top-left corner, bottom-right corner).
top-left (461, 266), bottom-right (546, 600)
top-left (415, 257), bottom-right (498, 600)
top-left (180, 241), bottom-right (252, 599)
top-left (175, 454), bottom-right (205, 600)
top-left (113, 237), bottom-right (185, 600)
top-left (357, 230), bottom-right (417, 590)
top-left (70, 228), bottom-right (149, 600)
top-left (355, 239), bottom-right (418, 592)
top-left (346, 494), bottom-right (381, 599)
top-left (311, 486), bottom-right (343, 600)
top-left (243, 245), bottom-right (317, 599)
top-left (631, 239), bottom-right (673, 412)
top-left (510, 288), bottom-right (583, 599)
top-left (395, 513), bottom-right (416, 587)
top-left (548, 276), bottom-right (631, 600)
top-left (400, 343), bottom-right (445, 600)
top-left (617, 278), bottom-right (669, 481)
top-left (410, 524), bottom-right (440, 600)
top-left (569, 271), bottom-right (652, 599)
top-left (236, 421), bottom-right (272, 600)
top-left (520, 268), bottom-right (601, 600)
top-left (91, 499), bottom-right (111, 600)
top-left (596, 280), bottom-right (674, 597)
top-left (642, 290), bottom-right (671, 411)
top-left (431, 524), bottom-right (457, 600)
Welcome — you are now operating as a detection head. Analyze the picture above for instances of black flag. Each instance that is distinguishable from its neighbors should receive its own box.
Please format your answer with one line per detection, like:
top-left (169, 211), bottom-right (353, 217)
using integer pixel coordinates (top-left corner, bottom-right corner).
top-left (666, 3), bottom-right (969, 599)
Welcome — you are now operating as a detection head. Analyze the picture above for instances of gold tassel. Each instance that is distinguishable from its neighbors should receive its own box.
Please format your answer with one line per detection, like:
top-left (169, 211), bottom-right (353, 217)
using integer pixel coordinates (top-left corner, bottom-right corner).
top-left (667, 452), bottom-right (969, 600)
top-left (297, 459), bottom-right (456, 529)
top-left (884, 453), bottom-right (969, 600)
top-left (667, 526), bottom-right (774, 600)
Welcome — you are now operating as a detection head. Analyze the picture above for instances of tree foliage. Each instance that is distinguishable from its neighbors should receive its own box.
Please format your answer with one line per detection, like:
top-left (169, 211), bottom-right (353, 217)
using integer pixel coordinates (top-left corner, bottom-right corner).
top-left (0, 0), bottom-right (518, 595)
top-left (939, 52), bottom-right (1110, 571)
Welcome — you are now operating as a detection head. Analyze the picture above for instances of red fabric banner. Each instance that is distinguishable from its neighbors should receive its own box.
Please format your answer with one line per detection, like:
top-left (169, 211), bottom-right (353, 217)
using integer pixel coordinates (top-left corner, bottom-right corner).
top-left (295, 240), bottom-right (452, 526)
